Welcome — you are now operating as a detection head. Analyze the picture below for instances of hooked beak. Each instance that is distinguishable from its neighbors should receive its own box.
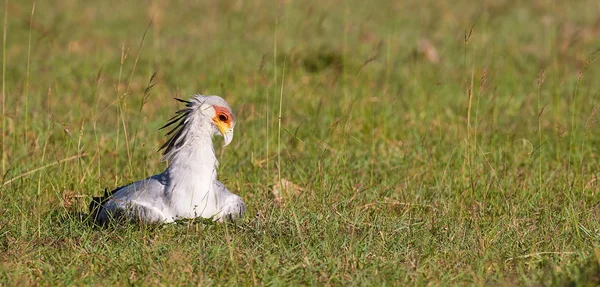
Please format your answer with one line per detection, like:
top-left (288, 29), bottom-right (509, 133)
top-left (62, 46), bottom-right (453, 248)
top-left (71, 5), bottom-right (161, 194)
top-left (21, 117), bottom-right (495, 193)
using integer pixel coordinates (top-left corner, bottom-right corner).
top-left (215, 123), bottom-right (234, 147)
top-left (222, 129), bottom-right (234, 146)
top-left (214, 118), bottom-right (234, 146)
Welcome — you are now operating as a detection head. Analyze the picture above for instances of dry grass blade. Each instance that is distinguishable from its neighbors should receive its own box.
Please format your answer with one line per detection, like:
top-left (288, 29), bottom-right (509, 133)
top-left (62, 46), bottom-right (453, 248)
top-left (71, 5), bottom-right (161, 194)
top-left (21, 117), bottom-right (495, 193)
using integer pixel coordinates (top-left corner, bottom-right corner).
top-left (272, 178), bottom-right (304, 205)
top-left (418, 39), bottom-right (439, 64)
top-left (505, 252), bottom-right (575, 263)
top-left (140, 71), bottom-right (157, 112)
top-left (360, 199), bottom-right (437, 212)
top-left (585, 174), bottom-right (598, 190)
top-left (2, 153), bottom-right (86, 186)
top-left (585, 105), bottom-right (598, 138)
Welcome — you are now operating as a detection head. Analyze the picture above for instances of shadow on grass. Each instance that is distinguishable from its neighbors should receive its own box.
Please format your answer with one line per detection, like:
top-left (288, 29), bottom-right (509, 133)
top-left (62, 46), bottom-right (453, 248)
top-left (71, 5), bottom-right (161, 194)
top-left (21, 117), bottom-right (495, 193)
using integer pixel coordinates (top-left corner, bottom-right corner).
top-left (46, 208), bottom-right (233, 232)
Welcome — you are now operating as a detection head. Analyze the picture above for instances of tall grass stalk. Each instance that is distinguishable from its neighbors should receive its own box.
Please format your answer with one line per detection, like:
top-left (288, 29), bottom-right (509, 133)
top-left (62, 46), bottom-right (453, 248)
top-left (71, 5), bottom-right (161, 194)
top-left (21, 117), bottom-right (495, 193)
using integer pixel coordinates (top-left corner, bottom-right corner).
top-left (571, 57), bottom-right (595, 190)
top-left (1, 0), bottom-right (7, 174)
top-left (277, 58), bottom-right (286, 184)
top-left (537, 70), bottom-right (544, 192)
top-left (120, 20), bottom-right (152, 175)
top-left (25, 2), bottom-right (35, 137)
top-left (115, 45), bottom-right (126, 184)
top-left (36, 88), bottom-right (52, 198)
top-left (268, 5), bottom-right (279, 192)
top-left (466, 59), bottom-right (475, 195)
top-left (463, 27), bottom-right (474, 188)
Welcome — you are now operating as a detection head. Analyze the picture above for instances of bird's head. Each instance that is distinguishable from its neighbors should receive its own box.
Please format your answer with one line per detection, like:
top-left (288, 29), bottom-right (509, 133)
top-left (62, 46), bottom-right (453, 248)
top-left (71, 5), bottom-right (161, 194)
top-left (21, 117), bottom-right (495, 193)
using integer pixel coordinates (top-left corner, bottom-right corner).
top-left (159, 95), bottom-right (236, 160)
top-left (197, 95), bottom-right (236, 146)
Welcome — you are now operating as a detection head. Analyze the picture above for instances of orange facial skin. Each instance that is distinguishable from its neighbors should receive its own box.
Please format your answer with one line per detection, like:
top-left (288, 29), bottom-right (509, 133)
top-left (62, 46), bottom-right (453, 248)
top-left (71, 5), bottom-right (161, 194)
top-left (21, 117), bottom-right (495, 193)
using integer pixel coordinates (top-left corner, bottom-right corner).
top-left (212, 106), bottom-right (234, 130)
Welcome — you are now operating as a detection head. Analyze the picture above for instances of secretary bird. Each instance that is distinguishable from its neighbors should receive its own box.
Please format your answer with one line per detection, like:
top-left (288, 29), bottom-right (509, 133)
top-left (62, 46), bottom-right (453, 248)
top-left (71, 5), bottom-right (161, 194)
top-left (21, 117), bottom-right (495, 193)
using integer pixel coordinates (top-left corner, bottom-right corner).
top-left (90, 95), bottom-right (245, 225)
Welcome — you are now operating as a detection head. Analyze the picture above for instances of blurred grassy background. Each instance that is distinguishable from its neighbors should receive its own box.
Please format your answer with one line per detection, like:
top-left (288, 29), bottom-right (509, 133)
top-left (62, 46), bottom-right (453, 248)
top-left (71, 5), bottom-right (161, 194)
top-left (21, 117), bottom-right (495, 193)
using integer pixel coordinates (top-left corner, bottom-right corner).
top-left (1, 0), bottom-right (600, 285)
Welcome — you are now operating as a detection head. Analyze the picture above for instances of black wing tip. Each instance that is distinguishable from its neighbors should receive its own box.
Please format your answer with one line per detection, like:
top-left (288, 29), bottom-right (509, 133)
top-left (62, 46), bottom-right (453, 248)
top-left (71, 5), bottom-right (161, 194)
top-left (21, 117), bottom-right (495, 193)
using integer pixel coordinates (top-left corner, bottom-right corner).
top-left (89, 189), bottom-right (107, 225)
top-left (89, 186), bottom-right (126, 226)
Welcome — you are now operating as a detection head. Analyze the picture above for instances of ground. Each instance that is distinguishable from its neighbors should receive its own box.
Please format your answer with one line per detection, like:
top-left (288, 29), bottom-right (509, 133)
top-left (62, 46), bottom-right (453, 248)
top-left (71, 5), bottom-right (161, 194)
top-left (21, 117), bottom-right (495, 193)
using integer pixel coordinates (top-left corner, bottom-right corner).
top-left (1, 0), bottom-right (600, 285)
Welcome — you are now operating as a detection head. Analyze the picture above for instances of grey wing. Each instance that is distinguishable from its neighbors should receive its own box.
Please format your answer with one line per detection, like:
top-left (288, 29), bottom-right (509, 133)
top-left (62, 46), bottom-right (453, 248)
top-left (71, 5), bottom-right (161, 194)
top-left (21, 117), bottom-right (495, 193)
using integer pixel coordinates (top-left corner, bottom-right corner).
top-left (214, 180), bottom-right (245, 222)
top-left (91, 174), bottom-right (169, 225)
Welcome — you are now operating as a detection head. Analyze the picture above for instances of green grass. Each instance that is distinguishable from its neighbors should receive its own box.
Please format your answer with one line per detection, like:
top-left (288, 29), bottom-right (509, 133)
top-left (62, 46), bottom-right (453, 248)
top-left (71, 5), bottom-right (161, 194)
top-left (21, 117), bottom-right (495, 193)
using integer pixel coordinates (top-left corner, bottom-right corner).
top-left (1, 0), bottom-right (600, 285)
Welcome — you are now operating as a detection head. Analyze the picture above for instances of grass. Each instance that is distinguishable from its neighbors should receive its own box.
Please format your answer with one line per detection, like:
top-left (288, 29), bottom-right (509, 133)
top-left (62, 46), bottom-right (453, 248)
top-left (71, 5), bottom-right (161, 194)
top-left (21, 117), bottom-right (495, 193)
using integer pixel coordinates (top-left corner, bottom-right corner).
top-left (1, 0), bottom-right (600, 285)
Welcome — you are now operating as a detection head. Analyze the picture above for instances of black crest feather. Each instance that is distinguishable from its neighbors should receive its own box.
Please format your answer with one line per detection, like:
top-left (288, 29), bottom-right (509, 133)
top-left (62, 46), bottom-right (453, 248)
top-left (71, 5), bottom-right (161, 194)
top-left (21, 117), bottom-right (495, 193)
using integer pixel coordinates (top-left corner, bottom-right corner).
top-left (158, 98), bottom-right (194, 158)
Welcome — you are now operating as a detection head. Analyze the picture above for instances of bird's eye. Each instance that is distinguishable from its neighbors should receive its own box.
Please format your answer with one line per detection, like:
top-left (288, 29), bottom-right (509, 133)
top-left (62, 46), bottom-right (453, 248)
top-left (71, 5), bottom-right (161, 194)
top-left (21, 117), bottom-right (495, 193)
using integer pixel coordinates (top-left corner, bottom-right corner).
top-left (218, 114), bottom-right (228, 122)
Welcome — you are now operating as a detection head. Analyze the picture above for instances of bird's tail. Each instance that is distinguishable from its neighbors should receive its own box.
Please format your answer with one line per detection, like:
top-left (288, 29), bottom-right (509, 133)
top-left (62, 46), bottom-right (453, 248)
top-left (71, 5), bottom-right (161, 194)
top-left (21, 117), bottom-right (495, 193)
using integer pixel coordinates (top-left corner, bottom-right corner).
top-left (89, 186), bottom-right (123, 226)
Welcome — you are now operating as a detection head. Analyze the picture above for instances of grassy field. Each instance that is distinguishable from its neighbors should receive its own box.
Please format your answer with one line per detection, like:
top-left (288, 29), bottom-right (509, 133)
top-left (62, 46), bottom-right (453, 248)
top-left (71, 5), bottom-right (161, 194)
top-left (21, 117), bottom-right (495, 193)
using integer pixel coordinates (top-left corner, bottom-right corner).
top-left (1, 0), bottom-right (600, 285)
